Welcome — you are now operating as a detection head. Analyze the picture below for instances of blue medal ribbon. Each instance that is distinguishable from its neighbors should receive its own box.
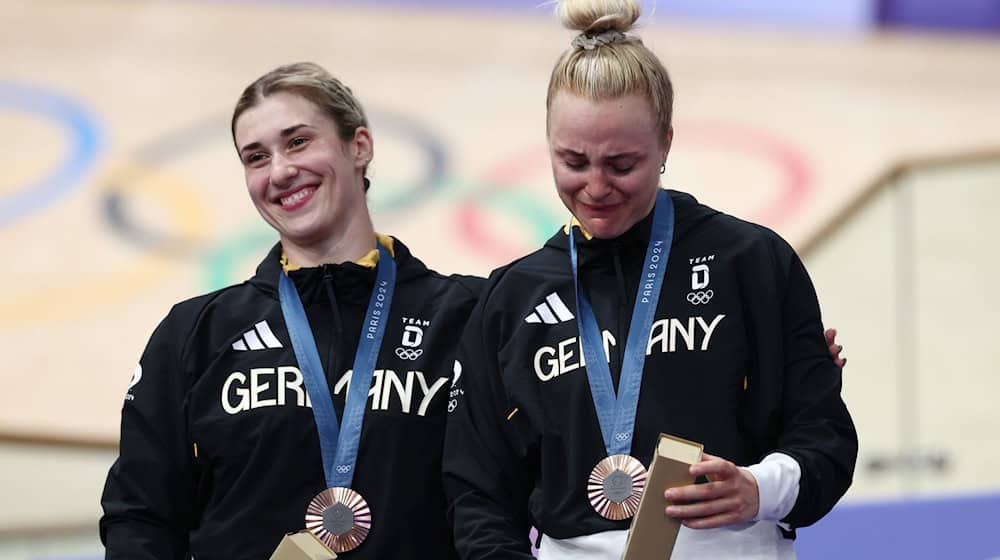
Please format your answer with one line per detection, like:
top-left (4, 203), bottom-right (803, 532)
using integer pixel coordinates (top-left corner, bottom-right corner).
top-left (278, 242), bottom-right (395, 488)
top-left (569, 189), bottom-right (674, 457)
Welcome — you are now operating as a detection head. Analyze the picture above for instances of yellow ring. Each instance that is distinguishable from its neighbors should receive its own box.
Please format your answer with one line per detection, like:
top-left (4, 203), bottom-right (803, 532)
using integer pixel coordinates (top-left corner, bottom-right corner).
top-left (0, 161), bottom-right (208, 328)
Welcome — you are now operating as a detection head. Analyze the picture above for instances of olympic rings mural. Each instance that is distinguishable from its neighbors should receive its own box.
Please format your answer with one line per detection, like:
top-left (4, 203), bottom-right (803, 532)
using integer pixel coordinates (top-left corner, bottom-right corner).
top-left (0, 80), bottom-right (101, 227)
top-left (0, 80), bottom-right (814, 328)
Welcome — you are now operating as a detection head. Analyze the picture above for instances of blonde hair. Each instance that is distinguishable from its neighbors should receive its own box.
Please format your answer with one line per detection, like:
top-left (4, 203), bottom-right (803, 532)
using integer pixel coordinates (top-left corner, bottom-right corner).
top-left (231, 62), bottom-right (372, 186)
top-left (547, 0), bottom-right (673, 138)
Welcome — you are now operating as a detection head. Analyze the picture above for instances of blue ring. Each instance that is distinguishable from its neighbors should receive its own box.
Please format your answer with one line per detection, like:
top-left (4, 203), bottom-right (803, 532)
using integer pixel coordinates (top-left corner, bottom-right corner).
top-left (0, 81), bottom-right (101, 227)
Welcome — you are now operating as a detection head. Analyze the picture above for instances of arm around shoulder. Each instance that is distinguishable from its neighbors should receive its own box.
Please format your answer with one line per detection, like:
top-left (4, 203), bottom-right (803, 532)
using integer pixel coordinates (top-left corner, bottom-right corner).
top-left (442, 284), bottom-right (537, 559)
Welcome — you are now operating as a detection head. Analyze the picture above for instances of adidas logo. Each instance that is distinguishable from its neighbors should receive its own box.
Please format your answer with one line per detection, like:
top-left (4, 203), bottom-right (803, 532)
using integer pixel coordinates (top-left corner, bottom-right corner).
top-left (232, 320), bottom-right (284, 351)
top-left (524, 292), bottom-right (575, 325)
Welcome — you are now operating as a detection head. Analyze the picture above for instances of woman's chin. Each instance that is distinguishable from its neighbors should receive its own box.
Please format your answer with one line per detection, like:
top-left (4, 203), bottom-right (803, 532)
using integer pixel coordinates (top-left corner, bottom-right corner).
top-left (580, 216), bottom-right (628, 239)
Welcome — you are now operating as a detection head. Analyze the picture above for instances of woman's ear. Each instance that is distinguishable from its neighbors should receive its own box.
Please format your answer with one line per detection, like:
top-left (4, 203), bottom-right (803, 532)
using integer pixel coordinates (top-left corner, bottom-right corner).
top-left (662, 125), bottom-right (674, 163)
top-left (352, 126), bottom-right (374, 169)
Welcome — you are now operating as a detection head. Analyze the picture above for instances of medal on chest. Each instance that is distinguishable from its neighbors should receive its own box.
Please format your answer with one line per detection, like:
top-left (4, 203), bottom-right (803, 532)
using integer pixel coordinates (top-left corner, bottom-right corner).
top-left (279, 242), bottom-right (394, 552)
top-left (569, 189), bottom-right (675, 521)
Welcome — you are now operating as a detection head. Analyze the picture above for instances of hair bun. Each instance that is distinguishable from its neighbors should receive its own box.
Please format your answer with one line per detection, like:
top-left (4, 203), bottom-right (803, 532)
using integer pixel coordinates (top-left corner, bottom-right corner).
top-left (558, 0), bottom-right (641, 35)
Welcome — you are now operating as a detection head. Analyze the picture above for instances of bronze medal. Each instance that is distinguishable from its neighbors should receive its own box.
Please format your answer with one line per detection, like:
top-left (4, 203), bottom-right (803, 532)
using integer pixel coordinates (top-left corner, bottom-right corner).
top-left (305, 487), bottom-right (373, 553)
top-left (587, 454), bottom-right (647, 520)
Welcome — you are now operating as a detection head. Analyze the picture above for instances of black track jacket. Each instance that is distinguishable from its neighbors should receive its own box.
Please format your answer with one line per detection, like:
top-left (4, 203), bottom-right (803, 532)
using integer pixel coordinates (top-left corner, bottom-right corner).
top-left (101, 238), bottom-right (481, 559)
top-left (443, 189), bottom-right (857, 558)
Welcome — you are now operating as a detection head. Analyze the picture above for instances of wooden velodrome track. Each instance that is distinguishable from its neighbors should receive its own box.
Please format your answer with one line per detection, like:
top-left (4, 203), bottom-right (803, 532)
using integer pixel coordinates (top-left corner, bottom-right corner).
top-left (2, 0), bottom-right (1000, 539)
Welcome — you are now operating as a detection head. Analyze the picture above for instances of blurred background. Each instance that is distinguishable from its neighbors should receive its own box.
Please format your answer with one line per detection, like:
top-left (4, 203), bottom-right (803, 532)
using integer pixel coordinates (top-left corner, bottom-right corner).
top-left (1, 0), bottom-right (998, 557)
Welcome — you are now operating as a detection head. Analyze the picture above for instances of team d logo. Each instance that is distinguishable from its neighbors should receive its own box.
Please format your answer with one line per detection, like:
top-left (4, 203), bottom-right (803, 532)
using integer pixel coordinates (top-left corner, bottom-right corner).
top-left (687, 255), bottom-right (715, 305)
top-left (396, 317), bottom-right (428, 361)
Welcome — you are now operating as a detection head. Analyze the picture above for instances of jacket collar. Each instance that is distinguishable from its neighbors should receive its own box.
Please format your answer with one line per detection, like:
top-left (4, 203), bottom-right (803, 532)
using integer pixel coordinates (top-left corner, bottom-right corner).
top-left (544, 189), bottom-right (719, 263)
top-left (249, 235), bottom-right (427, 302)
top-left (280, 232), bottom-right (397, 272)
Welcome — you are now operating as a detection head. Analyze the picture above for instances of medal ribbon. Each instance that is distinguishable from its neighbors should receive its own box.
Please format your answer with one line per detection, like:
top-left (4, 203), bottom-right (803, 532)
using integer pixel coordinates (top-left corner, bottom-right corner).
top-left (569, 189), bottom-right (674, 456)
top-left (279, 242), bottom-right (395, 488)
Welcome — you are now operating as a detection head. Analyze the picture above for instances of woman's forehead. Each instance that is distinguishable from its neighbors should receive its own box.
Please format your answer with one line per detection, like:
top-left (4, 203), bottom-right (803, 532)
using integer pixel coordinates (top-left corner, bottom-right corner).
top-left (548, 92), bottom-right (660, 147)
top-left (235, 93), bottom-right (330, 140)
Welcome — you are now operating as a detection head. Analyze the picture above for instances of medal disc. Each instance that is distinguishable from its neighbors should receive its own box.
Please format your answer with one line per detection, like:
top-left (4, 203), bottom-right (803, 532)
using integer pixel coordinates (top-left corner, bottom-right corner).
top-left (305, 487), bottom-right (373, 553)
top-left (587, 454), bottom-right (647, 520)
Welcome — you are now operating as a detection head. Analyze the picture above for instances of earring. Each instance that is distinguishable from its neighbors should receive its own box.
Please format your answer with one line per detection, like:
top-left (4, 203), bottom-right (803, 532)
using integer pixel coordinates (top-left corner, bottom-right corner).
top-left (659, 163), bottom-right (666, 174)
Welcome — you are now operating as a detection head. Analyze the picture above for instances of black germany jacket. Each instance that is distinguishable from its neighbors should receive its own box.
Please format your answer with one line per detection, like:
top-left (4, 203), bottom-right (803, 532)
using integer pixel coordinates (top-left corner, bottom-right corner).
top-left (101, 237), bottom-right (481, 559)
top-left (443, 189), bottom-right (857, 558)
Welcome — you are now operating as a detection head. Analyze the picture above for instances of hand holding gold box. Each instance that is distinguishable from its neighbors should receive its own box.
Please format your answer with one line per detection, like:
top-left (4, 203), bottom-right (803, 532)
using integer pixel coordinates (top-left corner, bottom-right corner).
top-left (622, 433), bottom-right (704, 560)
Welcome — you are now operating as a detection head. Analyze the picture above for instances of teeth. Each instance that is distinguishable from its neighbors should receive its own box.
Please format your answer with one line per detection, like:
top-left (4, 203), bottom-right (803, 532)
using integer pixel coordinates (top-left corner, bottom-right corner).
top-left (280, 187), bottom-right (314, 207)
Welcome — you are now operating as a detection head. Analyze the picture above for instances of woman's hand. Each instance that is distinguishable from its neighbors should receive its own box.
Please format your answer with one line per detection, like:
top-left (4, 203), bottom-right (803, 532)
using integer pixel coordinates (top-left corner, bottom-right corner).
top-left (826, 328), bottom-right (846, 368)
top-left (663, 453), bottom-right (759, 529)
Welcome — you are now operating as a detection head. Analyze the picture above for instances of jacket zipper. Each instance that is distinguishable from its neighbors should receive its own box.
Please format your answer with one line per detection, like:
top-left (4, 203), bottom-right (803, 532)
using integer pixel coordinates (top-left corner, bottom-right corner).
top-left (322, 265), bottom-right (344, 387)
top-left (611, 242), bottom-right (629, 392)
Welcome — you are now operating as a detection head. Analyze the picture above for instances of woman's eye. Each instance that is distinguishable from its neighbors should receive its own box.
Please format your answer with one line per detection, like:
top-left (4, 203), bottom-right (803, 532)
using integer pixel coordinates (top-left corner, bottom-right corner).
top-left (245, 153), bottom-right (267, 166)
top-left (565, 160), bottom-right (586, 170)
top-left (289, 136), bottom-right (309, 149)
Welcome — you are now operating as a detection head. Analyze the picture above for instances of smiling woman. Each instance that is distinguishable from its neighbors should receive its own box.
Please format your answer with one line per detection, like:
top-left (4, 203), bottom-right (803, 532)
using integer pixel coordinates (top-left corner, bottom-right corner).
top-left (235, 91), bottom-right (375, 265)
top-left (99, 62), bottom-right (483, 560)
top-left (232, 65), bottom-right (377, 267)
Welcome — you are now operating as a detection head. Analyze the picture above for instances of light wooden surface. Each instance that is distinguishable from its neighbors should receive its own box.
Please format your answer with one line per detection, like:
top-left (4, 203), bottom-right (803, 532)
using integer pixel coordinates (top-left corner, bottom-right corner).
top-left (1, 2), bottom-right (999, 524)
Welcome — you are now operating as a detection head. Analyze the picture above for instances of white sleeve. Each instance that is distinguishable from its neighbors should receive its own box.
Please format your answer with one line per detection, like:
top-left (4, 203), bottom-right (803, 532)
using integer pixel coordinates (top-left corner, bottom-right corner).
top-left (743, 452), bottom-right (801, 522)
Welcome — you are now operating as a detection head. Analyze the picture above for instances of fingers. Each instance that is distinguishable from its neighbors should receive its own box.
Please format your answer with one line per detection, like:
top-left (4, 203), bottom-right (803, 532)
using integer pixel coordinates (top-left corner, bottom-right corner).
top-left (665, 480), bottom-right (730, 503)
top-left (826, 328), bottom-right (846, 368)
top-left (665, 460), bottom-right (745, 504)
top-left (664, 459), bottom-right (761, 529)
top-left (832, 345), bottom-right (845, 368)
top-left (665, 495), bottom-right (741, 520)
top-left (689, 455), bottom-right (738, 480)
top-left (664, 483), bottom-right (757, 529)
top-left (829, 343), bottom-right (845, 366)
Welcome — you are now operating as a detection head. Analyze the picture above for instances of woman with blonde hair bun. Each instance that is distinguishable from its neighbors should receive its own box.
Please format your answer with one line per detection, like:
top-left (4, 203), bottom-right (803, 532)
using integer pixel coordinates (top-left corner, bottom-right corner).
top-left (443, 0), bottom-right (856, 558)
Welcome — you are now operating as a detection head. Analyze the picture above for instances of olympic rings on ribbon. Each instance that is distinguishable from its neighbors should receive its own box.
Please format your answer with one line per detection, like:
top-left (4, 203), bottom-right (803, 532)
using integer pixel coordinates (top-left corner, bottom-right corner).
top-left (686, 290), bottom-right (714, 305)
